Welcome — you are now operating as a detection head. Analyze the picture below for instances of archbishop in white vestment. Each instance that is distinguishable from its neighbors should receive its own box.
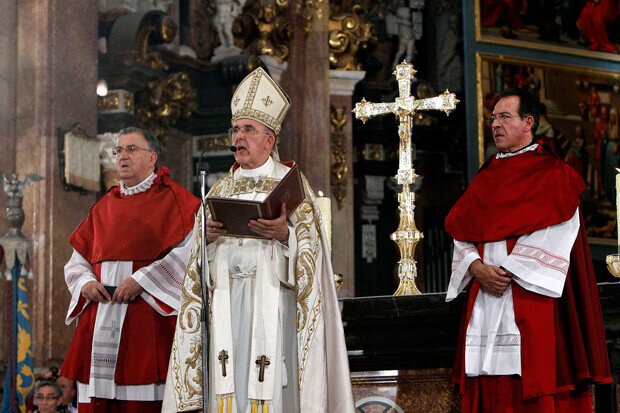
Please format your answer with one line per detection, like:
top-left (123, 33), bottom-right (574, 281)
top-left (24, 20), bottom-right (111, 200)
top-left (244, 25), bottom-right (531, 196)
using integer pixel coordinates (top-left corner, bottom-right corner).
top-left (162, 67), bottom-right (354, 413)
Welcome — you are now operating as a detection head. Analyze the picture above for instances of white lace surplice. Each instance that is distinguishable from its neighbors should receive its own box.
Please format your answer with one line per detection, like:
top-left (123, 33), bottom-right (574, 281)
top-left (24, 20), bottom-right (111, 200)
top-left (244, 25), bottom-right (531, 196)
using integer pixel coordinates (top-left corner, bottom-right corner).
top-left (446, 208), bottom-right (580, 376)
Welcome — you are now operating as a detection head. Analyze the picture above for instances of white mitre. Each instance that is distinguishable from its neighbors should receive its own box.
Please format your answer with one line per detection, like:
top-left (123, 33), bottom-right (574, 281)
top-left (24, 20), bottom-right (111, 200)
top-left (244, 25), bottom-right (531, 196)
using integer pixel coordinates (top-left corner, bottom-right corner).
top-left (230, 67), bottom-right (291, 135)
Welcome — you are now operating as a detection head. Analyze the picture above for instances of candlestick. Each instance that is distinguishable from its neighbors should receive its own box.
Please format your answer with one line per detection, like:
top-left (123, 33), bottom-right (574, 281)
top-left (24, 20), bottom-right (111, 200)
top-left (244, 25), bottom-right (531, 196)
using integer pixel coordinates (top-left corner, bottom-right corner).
top-left (317, 192), bottom-right (332, 252)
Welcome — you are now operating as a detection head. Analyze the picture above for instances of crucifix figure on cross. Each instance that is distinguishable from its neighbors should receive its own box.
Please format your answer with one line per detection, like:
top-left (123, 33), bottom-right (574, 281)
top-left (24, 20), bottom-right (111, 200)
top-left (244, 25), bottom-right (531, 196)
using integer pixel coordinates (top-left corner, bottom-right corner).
top-left (353, 61), bottom-right (459, 295)
top-left (255, 355), bottom-right (270, 383)
top-left (218, 350), bottom-right (229, 377)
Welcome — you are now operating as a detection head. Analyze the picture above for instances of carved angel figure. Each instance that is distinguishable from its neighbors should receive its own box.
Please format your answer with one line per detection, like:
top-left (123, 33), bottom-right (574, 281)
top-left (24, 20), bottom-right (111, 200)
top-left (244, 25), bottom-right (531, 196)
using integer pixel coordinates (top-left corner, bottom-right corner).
top-left (1, 172), bottom-right (44, 204)
top-left (386, 7), bottom-right (420, 69)
top-left (0, 171), bottom-right (43, 243)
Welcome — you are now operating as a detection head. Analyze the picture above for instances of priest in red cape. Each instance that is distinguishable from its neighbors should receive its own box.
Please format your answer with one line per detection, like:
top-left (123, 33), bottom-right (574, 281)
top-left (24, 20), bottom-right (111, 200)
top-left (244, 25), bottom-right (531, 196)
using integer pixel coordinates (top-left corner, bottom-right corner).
top-left (60, 127), bottom-right (200, 412)
top-left (445, 89), bottom-right (611, 411)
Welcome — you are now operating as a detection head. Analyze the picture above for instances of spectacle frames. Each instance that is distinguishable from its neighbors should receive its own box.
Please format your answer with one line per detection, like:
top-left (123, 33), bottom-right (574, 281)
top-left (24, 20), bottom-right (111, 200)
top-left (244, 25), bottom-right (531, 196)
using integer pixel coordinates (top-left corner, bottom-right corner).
top-left (112, 144), bottom-right (153, 156)
top-left (228, 126), bottom-right (271, 139)
top-left (487, 113), bottom-right (529, 125)
top-left (35, 395), bottom-right (59, 401)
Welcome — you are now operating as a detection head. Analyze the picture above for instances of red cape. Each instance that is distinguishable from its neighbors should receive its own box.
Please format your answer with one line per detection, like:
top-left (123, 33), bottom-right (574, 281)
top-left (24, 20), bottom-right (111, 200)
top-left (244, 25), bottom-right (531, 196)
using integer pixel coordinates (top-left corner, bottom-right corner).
top-left (445, 147), bottom-right (585, 243)
top-left (61, 169), bottom-right (200, 385)
top-left (446, 147), bottom-right (611, 399)
top-left (70, 168), bottom-right (199, 263)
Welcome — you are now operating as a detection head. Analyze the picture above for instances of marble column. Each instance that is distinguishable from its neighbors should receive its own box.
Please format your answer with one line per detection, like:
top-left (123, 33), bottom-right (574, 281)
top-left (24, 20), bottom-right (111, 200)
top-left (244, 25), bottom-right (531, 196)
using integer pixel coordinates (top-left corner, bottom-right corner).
top-left (279, 0), bottom-right (330, 191)
top-left (0, 0), bottom-right (18, 367)
top-left (329, 70), bottom-right (365, 298)
top-left (14, 0), bottom-right (99, 367)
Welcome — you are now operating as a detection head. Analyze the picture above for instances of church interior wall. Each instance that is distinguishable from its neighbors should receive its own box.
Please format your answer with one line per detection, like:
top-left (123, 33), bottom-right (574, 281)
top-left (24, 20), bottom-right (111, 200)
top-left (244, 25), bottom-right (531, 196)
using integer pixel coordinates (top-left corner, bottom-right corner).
top-left (0, 0), bottom-right (99, 369)
top-left (0, 0), bottom-right (618, 410)
top-left (0, 0), bottom-right (18, 372)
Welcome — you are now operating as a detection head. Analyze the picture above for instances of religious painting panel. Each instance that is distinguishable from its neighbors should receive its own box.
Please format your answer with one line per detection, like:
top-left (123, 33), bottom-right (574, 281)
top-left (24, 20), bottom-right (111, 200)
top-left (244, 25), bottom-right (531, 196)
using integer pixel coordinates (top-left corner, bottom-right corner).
top-left (475, 0), bottom-right (620, 62)
top-left (476, 53), bottom-right (620, 244)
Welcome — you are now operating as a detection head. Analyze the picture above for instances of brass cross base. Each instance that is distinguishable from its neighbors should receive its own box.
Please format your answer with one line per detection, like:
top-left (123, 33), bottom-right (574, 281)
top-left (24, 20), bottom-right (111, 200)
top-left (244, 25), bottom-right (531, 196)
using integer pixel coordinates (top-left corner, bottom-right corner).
top-left (390, 185), bottom-right (423, 295)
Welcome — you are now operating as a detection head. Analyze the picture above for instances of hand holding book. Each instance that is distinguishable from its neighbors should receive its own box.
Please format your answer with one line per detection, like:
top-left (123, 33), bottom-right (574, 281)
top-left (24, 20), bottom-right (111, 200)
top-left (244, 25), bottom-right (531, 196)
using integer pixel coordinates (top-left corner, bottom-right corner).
top-left (247, 203), bottom-right (289, 241)
top-left (207, 164), bottom-right (305, 239)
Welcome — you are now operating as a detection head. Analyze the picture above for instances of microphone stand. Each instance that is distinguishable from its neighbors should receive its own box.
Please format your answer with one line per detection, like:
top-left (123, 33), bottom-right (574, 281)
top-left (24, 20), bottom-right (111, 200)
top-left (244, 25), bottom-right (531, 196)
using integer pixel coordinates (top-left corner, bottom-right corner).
top-left (194, 145), bottom-right (235, 412)
top-left (196, 152), bottom-right (210, 413)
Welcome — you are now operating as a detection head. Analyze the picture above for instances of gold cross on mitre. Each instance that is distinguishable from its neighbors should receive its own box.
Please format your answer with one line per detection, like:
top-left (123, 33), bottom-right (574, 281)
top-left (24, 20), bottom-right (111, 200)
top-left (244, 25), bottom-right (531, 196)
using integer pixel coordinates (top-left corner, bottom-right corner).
top-left (353, 61), bottom-right (459, 295)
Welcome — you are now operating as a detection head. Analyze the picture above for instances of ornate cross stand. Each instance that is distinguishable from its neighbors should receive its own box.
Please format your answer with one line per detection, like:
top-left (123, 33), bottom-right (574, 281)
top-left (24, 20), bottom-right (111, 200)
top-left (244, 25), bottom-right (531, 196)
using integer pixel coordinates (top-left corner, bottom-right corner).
top-left (353, 62), bottom-right (458, 295)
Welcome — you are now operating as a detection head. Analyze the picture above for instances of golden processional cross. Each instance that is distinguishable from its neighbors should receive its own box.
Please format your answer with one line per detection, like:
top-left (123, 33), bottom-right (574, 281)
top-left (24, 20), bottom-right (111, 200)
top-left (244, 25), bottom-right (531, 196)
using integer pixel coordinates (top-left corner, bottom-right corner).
top-left (353, 61), bottom-right (459, 295)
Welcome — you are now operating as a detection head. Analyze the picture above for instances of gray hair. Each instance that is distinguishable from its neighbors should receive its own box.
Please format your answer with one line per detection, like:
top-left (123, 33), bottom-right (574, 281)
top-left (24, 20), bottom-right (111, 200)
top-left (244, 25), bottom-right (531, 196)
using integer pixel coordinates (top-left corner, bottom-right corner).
top-left (34, 379), bottom-right (62, 398)
top-left (116, 127), bottom-right (160, 157)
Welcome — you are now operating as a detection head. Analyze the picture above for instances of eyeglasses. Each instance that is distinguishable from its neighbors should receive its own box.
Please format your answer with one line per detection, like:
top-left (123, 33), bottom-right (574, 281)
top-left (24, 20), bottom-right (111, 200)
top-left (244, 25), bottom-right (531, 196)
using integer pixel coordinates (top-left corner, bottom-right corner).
top-left (228, 126), bottom-right (271, 139)
top-left (35, 395), bottom-right (59, 401)
top-left (112, 144), bottom-right (153, 156)
top-left (487, 113), bottom-right (529, 125)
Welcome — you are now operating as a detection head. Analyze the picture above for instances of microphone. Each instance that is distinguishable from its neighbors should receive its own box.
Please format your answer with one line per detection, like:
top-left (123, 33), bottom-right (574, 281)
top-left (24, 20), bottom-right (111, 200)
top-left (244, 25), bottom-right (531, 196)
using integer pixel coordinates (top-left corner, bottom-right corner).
top-left (208, 144), bottom-right (237, 152)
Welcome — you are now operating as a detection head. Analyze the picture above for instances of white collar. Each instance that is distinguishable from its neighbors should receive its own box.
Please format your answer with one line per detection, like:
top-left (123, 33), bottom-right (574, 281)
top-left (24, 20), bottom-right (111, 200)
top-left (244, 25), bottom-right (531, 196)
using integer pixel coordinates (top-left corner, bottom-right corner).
top-left (237, 156), bottom-right (274, 178)
top-left (496, 143), bottom-right (538, 159)
top-left (120, 172), bottom-right (157, 195)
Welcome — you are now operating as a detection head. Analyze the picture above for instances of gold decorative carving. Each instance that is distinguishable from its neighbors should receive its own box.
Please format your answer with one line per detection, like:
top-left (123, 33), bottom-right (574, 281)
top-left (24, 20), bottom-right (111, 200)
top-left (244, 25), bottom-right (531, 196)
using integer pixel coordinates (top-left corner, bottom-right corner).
top-left (136, 15), bottom-right (177, 70)
top-left (328, 4), bottom-right (374, 70)
top-left (607, 254), bottom-right (620, 279)
top-left (97, 91), bottom-right (120, 111)
top-left (364, 143), bottom-right (383, 161)
top-left (351, 368), bottom-right (460, 412)
top-left (330, 105), bottom-right (347, 209)
top-left (124, 92), bottom-right (133, 113)
top-left (233, 0), bottom-right (292, 63)
top-left (136, 72), bottom-right (197, 144)
top-left (296, 0), bottom-right (324, 34)
top-left (334, 273), bottom-right (343, 292)
top-left (196, 135), bottom-right (230, 152)
top-left (353, 62), bottom-right (459, 295)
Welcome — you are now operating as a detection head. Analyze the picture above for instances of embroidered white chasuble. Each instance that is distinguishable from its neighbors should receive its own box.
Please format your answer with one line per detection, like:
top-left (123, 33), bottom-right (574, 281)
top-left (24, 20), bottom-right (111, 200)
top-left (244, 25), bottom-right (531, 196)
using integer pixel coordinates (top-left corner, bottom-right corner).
top-left (163, 157), bottom-right (355, 413)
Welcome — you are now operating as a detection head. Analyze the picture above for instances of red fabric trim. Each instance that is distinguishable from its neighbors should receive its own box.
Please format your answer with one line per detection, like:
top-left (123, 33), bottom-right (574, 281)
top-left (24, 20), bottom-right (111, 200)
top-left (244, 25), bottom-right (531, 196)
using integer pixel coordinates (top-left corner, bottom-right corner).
top-left (512, 282), bottom-right (555, 399)
top-left (153, 295), bottom-right (175, 315)
top-left (511, 243), bottom-right (570, 274)
top-left (445, 148), bottom-right (585, 243)
top-left (78, 399), bottom-right (162, 413)
top-left (461, 375), bottom-right (592, 413)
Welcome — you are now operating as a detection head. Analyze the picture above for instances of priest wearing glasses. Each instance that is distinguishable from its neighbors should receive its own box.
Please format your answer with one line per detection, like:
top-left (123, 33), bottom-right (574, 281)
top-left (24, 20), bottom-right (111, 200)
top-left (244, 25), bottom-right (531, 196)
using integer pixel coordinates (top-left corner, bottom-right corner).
top-left (445, 89), bottom-right (611, 411)
top-left (61, 127), bottom-right (200, 412)
top-left (163, 67), bottom-right (354, 412)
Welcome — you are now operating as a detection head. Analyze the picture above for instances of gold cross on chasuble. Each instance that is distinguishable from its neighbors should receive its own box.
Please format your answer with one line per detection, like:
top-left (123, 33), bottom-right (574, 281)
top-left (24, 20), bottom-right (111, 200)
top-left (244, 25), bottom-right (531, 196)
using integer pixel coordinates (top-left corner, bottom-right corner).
top-left (353, 61), bottom-right (459, 295)
top-left (255, 355), bottom-right (270, 382)
top-left (218, 350), bottom-right (229, 377)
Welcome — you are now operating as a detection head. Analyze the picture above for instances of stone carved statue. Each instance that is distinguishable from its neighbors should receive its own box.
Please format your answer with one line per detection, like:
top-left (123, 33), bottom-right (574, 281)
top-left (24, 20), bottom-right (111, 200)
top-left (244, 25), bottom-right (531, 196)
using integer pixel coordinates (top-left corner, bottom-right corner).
top-left (212, 0), bottom-right (247, 58)
top-left (101, 0), bottom-right (174, 12)
top-left (0, 171), bottom-right (44, 280)
top-left (387, 7), bottom-right (415, 69)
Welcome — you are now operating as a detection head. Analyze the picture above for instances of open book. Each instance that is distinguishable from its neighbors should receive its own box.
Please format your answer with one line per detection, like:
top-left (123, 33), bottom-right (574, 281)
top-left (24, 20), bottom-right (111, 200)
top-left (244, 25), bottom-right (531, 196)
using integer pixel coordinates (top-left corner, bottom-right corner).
top-left (206, 164), bottom-right (305, 238)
